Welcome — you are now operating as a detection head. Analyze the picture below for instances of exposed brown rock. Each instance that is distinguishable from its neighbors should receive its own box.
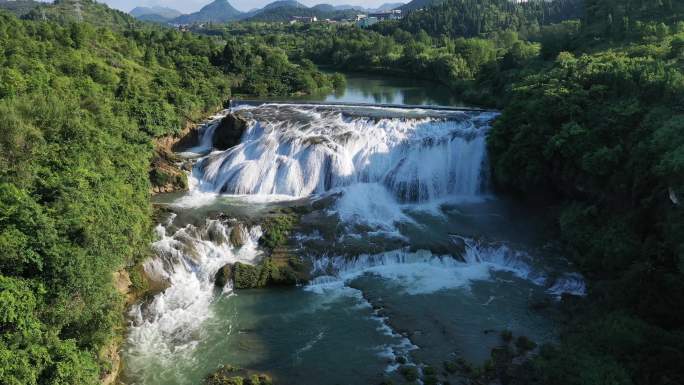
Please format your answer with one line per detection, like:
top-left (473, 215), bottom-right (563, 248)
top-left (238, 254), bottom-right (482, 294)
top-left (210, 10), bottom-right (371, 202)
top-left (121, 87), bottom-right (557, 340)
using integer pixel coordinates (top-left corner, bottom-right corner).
top-left (215, 264), bottom-right (234, 288)
top-left (229, 223), bottom-right (246, 248)
top-left (213, 113), bottom-right (248, 151)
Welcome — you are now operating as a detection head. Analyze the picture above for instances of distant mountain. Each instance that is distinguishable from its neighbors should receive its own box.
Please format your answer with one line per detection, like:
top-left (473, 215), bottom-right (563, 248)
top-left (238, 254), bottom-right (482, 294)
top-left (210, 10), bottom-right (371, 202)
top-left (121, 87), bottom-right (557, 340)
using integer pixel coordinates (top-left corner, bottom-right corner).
top-left (311, 4), bottom-right (335, 12)
top-left (247, 2), bottom-right (359, 22)
top-left (400, 0), bottom-right (443, 12)
top-left (0, 0), bottom-right (42, 16)
top-left (374, 3), bottom-right (406, 12)
top-left (310, 2), bottom-right (406, 13)
top-left (173, 0), bottom-right (242, 24)
top-left (130, 6), bottom-right (181, 21)
top-left (326, 4), bottom-right (366, 11)
top-left (263, 0), bottom-right (307, 10)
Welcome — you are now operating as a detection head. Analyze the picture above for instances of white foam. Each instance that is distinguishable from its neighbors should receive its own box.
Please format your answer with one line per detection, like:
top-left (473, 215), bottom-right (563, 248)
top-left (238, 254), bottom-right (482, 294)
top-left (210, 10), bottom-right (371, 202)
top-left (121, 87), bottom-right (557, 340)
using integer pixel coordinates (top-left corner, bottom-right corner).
top-left (307, 248), bottom-right (496, 296)
top-left (195, 105), bottom-right (494, 203)
top-left (334, 183), bottom-right (414, 231)
top-left (125, 220), bottom-right (263, 371)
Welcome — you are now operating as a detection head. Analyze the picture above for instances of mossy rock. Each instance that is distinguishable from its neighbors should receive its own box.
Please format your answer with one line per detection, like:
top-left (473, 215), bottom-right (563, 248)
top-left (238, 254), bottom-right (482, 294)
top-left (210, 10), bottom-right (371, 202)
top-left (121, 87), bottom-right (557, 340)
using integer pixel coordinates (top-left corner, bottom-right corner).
top-left (205, 365), bottom-right (272, 385)
top-left (233, 262), bottom-right (260, 289)
top-left (399, 365), bottom-right (419, 381)
top-left (515, 336), bottom-right (537, 353)
top-left (260, 214), bottom-right (298, 249)
top-left (231, 257), bottom-right (310, 289)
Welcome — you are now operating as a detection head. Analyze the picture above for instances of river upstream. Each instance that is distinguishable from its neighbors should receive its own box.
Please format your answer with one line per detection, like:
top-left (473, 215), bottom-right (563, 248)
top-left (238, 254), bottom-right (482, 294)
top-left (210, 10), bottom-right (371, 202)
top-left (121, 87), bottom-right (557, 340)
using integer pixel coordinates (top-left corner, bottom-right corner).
top-left (121, 74), bottom-right (585, 385)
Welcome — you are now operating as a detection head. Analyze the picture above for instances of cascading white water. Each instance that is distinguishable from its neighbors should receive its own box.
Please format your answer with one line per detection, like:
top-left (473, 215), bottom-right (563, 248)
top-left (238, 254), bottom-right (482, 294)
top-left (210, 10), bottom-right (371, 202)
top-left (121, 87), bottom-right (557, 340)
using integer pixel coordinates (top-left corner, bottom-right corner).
top-left (125, 218), bottom-right (263, 373)
top-left (306, 238), bottom-right (585, 297)
top-left (195, 105), bottom-right (496, 202)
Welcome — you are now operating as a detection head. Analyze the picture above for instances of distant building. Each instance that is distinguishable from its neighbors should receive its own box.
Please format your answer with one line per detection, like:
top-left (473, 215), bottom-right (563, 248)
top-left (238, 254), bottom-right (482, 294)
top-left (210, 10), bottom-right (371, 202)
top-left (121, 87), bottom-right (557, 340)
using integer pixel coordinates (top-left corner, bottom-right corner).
top-left (368, 10), bottom-right (402, 21)
top-left (290, 16), bottom-right (318, 24)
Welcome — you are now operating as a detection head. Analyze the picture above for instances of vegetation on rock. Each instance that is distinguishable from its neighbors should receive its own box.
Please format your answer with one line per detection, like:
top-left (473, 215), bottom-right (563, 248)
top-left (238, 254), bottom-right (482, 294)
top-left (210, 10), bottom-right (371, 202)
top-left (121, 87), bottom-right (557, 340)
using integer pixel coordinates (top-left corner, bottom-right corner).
top-left (204, 365), bottom-right (272, 385)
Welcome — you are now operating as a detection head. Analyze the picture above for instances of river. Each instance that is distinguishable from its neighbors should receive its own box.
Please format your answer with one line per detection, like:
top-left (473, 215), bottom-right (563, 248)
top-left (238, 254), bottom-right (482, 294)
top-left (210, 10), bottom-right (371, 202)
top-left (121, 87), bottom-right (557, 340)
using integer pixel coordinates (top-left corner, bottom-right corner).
top-left (121, 74), bottom-right (584, 385)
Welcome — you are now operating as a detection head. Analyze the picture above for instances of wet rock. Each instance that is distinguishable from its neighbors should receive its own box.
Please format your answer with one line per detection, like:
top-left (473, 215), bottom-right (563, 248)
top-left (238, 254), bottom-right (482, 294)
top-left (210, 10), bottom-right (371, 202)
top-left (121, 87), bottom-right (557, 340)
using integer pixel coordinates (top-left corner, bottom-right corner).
top-left (149, 146), bottom-right (189, 195)
top-left (205, 365), bottom-right (272, 385)
top-left (215, 264), bottom-right (233, 288)
top-left (230, 223), bottom-right (246, 248)
top-left (213, 113), bottom-right (248, 151)
top-left (128, 263), bottom-right (171, 302)
top-left (529, 296), bottom-right (553, 311)
top-left (206, 221), bottom-right (228, 245)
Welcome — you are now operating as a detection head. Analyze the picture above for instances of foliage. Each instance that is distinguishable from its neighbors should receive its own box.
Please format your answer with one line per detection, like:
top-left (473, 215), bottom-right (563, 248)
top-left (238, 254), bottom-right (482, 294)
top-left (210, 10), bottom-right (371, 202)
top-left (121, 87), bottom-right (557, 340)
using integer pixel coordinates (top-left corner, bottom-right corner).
top-left (212, 39), bottom-right (340, 96)
top-left (259, 214), bottom-right (298, 249)
top-left (232, 257), bottom-right (308, 289)
top-left (484, 1), bottom-right (684, 384)
top-left (0, 1), bottom-right (334, 382)
top-left (395, 0), bottom-right (583, 39)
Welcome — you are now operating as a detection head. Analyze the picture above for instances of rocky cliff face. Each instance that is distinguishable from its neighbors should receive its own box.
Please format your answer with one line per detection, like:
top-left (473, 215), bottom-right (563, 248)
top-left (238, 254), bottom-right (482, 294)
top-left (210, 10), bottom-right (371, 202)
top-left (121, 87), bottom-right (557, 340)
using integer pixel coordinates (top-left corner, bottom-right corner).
top-left (150, 120), bottom-right (198, 195)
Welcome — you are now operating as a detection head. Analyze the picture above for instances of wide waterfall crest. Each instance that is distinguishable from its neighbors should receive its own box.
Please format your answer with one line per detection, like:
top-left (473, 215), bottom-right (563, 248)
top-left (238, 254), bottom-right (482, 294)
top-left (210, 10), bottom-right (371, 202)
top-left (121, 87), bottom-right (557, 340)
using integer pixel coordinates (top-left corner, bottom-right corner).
top-left (195, 105), bottom-right (496, 202)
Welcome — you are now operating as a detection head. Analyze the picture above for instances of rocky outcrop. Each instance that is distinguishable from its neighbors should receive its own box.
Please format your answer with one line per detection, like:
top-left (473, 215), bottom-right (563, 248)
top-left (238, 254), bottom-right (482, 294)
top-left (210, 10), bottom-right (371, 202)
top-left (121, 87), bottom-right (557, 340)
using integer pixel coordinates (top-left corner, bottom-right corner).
top-left (213, 113), bottom-right (248, 151)
top-left (150, 118), bottom-right (204, 195)
top-left (156, 119), bottom-right (202, 153)
top-left (215, 263), bottom-right (233, 288)
top-left (229, 223), bottom-right (246, 248)
top-left (205, 365), bottom-right (272, 385)
top-left (99, 340), bottom-right (122, 385)
top-left (149, 147), bottom-right (189, 195)
top-left (231, 256), bottom-right (310, 289)
top-left (113, 269), bottom-right (134, 305)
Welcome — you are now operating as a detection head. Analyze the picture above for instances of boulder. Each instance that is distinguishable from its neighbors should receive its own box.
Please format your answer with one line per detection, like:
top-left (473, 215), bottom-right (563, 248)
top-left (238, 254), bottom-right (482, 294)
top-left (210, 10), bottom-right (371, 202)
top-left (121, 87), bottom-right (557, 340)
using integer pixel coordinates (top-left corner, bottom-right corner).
top-left (215, 263), bottom-right (234, 288)
top-left (205, 365), bottom-right (272, 385)
top-left (229, 223), bottom-right (246, 248)
top-left (213, 114), bottom-right (248, 151)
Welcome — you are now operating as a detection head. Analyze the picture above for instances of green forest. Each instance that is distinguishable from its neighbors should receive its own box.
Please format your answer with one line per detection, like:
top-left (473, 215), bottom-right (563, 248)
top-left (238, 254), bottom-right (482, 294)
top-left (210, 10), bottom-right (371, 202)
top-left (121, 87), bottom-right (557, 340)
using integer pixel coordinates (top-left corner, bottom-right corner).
top-left (1, 0), bottom-right (683, 384)
top-left (0, 1), bottom-right (341, 384)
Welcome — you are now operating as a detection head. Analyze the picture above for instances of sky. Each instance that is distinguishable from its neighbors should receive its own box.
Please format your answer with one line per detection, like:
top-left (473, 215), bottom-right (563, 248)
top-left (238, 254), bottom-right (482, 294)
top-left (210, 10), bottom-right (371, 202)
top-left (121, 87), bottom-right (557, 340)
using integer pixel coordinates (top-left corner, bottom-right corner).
top-left (84, 0), bottom-right (406, 13)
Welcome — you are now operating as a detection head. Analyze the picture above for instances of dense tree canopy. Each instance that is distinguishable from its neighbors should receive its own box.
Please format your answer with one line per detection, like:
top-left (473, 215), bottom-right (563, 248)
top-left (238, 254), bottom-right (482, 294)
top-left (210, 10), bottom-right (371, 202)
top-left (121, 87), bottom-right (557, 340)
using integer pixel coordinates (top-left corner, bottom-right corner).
top-left (0, 3), bottom-right (341, 383)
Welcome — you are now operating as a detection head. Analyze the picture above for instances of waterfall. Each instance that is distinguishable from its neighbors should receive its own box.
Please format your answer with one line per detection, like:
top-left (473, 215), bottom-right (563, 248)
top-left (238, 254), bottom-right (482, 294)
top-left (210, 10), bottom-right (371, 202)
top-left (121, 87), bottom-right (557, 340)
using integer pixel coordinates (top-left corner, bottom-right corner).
top-left (195, 105), bottom-right (496, 202)
top-left (306, 239), bottom-right (585, 297)
top-left (125, 218), bottom-right (263, 371)
top-left (124, 103), bottom-right (587, 385)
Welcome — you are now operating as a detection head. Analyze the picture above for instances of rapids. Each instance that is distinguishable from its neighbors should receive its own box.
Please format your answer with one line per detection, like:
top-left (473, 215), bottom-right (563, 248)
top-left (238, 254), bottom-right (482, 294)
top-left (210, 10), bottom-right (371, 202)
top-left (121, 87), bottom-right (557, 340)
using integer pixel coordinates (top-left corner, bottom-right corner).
top-left (123, 102), bottom-right (585, 385)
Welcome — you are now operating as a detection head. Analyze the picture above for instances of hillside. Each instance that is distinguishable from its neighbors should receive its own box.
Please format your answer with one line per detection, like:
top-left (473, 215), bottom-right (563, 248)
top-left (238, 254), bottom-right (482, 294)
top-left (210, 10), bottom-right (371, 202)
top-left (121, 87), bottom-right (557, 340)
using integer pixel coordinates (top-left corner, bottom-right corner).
top-left (0, 2), bottom-right (342, 384)
top-left (23, 0), bottom-right (138, 30)
top-left (400, 0), bottom-right (443, 12)
top-left (397, 0), bottom-right (584, 38)
top-left (173, 0), bottom-right (242, 24)
top-left (0, 0), bottom-right (41, 16)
